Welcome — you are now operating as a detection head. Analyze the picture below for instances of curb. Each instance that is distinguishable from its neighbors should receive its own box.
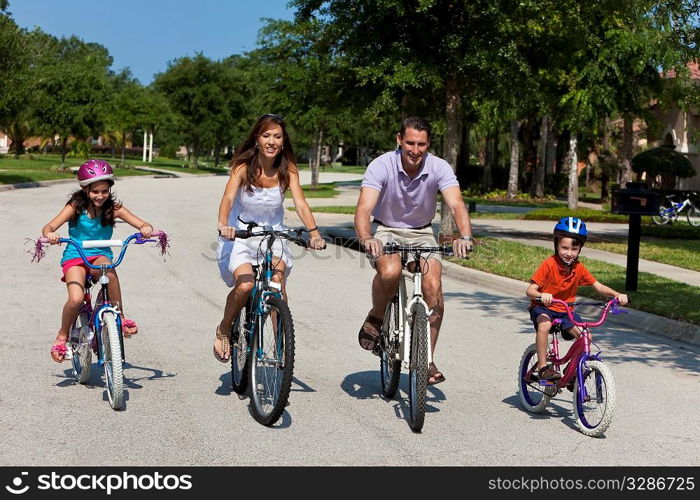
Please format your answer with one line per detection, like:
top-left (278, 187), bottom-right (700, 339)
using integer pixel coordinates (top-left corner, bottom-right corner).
top-left (320, 225), bottom-right (700, 348)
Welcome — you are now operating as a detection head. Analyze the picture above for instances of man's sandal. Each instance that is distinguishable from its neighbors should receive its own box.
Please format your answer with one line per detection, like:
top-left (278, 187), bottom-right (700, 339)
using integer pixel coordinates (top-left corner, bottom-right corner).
top-left (213, 325), bottom-right (230, 363)
top-left (50, 334), bottom-right (69, 363)
top-left (427, 362), bottom-right (446, 385)
top-left (358, 313), bottom-right (383, 351)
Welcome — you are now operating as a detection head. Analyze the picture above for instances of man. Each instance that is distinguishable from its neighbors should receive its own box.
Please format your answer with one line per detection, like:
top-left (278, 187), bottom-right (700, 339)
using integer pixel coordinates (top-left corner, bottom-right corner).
top-left (355, 116), bottom-right (473, 385)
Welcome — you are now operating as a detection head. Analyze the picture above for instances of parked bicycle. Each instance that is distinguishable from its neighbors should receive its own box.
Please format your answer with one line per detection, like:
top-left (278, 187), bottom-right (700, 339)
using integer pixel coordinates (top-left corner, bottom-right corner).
top-left (652, 191), bottom-right (700, 226)
top-left (373, 243), bottom-right (456, 432)
top-left (517, 297), bottom-right (625, 437)
top-left (35, 231), bottom-right (168, 410)
top-left (224, 219), bottom-right (311, 426)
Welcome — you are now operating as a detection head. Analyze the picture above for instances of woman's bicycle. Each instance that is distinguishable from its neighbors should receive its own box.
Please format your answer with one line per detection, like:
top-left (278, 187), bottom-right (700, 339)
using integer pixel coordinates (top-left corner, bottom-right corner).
top-left (652, 191), bottom-right (700, 226)
top-left (517, 297), bottom-right (626, 437)
top-left (374, 243), bottom-right (455, 432)
top-left (223, 219), bottom-right (310, 426)
top-left (34, 231), bottom-right (168, 411)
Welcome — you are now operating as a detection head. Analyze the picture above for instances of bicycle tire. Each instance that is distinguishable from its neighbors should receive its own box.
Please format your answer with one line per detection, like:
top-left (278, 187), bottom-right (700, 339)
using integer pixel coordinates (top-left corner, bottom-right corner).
top-left (407, 303), bottom-right (429, 432)
top-left (380, 295), bottom-right (401, 398)
top-left (102, 311), bottom-right (124, 410)
top-left (652, 200), bottom-right (673, 225)
top-left (249, 295), bottom-right (294, 426)
top-left (517, 344), bottom-right (556, 413)
top-left (230, 304), bottom-right (249, 395)
top-left (573, 360), bottom-right (616, 437)
top-left (70, 312), bottom-right (92, 384)
top-left (686, 205), bottom-right (700, 227)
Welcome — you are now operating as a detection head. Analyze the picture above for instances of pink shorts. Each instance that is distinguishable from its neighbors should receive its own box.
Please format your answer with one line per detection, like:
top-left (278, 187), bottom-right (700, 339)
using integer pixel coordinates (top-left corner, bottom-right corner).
top-left (61, 255), bottom-right (107, 282)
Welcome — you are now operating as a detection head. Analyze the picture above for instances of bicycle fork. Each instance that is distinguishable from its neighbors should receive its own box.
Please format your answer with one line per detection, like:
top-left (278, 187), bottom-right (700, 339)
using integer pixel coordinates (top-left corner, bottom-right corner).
top-left (399, 274), bottom-right (433, 370)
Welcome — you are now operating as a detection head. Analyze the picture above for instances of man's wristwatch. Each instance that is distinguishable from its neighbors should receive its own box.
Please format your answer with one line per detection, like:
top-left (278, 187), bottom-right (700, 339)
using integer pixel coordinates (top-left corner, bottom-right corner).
top-left (460, 235), bottom-right (473, 242)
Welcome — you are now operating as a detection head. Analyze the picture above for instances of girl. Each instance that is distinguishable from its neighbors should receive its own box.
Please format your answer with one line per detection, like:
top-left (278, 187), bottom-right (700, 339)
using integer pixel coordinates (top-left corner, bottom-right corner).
top-left (42, 159), bottom-right (154, 363)
top-left (215, 114), bottom-right (326, 362)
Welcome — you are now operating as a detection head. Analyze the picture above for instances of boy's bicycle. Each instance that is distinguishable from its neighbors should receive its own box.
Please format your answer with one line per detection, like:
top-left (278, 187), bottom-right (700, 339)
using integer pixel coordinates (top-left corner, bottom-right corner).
top-left (223, 219), bottom-right (310, 426)
top-left (517, 297), bottom-right (625, 437)
top-left (36, 231), bottom-right (168, 411)
top-left (374, 243), bottom-right (455, 432)
top-left (652, 191), bottom-right (700, 226)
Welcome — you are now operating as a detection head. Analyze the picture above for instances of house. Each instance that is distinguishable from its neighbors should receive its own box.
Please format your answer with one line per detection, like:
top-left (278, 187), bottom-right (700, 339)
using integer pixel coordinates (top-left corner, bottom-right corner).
top-left (648, 62), bottom-right (700, 190)
top-left (0, 131), bottom-right (8, 154)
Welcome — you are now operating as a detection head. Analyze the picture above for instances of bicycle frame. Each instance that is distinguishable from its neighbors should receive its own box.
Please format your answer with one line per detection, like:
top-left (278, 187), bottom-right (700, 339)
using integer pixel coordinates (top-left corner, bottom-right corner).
top-left (395, 263), bottom-right (433, 369)
top-left (532, 298), bottom-right (621, 400)
top-left (661, 197), bottom-right (692, 219)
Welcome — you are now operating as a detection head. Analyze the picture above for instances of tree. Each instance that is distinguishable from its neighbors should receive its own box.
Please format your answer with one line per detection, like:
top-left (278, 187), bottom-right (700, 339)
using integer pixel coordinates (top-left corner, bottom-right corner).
top-left (154, 54), bottom-right (240, 168)
top-left (32, 36), bottom-right (112, 166)
top-left (632, 145), bottom-right (696, 190)
top-left (105, 70), bottom-right (150, 166)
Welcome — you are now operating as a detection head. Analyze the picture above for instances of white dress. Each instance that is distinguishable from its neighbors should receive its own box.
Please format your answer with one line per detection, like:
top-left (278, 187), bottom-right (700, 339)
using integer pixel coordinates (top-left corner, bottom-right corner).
top-left (217, 184), bottom-right (293, 287)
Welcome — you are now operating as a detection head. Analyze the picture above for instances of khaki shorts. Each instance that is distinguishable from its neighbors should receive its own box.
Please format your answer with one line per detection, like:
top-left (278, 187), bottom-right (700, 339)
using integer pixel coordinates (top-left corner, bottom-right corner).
top-left (369, 224), bottom-right (442, 268)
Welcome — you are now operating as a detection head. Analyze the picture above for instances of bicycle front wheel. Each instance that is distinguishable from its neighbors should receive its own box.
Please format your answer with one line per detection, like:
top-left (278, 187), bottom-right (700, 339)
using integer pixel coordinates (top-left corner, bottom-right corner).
top-left (407, 303), bottom-right (429, 432)
top-left (573, 360), bottom-right (616, 437)
top-left (230, 304), bottom-right (249, 395)
top-left (652, 200), bottom-right (672, 225)
top-left (380, 295), bottom-right (401, 398)
top-left (687, 205), bottom-right (700, 226)
top-left (249, 296), bottom-right (294, 426)
top-left (101, 311), bottom-right (124, 410)
top-left (517, 343), bottom-right (556, 413)
top-left (70, 312), bottom-right (92, 384)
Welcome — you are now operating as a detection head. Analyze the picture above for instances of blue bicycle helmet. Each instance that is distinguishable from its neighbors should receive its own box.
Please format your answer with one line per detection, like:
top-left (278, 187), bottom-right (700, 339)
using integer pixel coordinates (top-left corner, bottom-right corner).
top-left (553, 216), bottom-right (588, 243)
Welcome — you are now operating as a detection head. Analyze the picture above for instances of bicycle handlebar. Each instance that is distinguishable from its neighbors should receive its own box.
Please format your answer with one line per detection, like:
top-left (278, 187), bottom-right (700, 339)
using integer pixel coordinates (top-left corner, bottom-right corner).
top-left (536, 297), bottom-right (626, 328)
top-left (37, 231), bottom-right (167, 269)
top-left (380, 243), bottom-right (456, 256)
top-left (218, 218), bottom-right (312, 248)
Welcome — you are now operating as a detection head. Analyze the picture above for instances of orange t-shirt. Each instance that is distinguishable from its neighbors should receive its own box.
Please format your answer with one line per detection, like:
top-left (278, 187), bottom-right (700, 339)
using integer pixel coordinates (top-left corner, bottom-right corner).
top-left (530, 255), bottom-right (596, 312)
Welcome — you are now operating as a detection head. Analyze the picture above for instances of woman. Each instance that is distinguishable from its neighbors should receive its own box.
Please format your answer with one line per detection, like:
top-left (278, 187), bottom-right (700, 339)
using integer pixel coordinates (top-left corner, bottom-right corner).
top-left (214, 114), bottom-right (326, 361)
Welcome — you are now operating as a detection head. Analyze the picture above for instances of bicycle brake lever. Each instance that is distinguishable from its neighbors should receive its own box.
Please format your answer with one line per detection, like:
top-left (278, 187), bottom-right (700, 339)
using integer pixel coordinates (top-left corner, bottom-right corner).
top-left (134, 234), bottom-right (156, 244)
top-left (610, 303), bottom-right (628, 315)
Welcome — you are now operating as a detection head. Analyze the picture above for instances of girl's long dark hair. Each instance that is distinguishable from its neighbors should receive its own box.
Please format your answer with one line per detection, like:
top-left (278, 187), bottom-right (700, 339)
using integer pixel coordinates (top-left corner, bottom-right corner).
top-left (229, 114), bottom-right (297, 192)
top-left (67, 187), bottom-right (120, 226)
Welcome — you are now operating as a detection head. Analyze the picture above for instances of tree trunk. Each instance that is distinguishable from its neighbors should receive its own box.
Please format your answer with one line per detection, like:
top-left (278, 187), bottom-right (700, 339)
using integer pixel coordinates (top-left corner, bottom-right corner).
top-left (440, 76), bottom-right (461, 237)
top-left (483, 131), bottom-right (494, 192)
top-left (507, 120), bottom-right (519, 199)
top-left (121, 130), bottom-right (126, 168)
top-left (311, 128), bottom-right (322, 188)
top-left (60, 136), bottom-right (67, 168)
top-left (620, 113), bottom-right (634, 186)
top-left (456, 120), bottom-right (470, 187)
top-left (533, 116), bottom-right (547, 198)
top-left (545, 118), bottom-right (555, 174)
top-left (567, 135), bottom-right (578, 209)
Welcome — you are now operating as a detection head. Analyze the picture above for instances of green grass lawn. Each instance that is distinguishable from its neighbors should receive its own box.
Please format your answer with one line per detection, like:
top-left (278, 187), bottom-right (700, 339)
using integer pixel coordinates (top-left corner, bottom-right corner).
top-left (449, 237), bottom-right (700, 325)
top-left (297, 163), bottom-right (367, 175)
top-left (286, 182), bottom-right (340, 199)
top-left (588, 238), bottom-right (700, 272)
top-left (302, 205), bottom-right (356, 214)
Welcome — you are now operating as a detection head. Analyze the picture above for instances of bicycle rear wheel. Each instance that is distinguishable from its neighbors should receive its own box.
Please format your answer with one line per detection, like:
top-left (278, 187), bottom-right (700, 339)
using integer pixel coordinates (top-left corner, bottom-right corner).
top-left (686, 205), bottom-right (700, 226)
top-left (380, 295), bottom-right (401, 398)
top-left (573, 360), bottom-right (616, 437)
top-left (101, 311), bottom-right (124, 410)
top-left (70, 312), bottom-right (92, 384)
top-left (249, 296), bottom-right (294, 426)
top-left (517, 343), bottom-right (556, 413)
top-left (230, 304), bottom-right (249, 395)
top-left (407, 303), bottom-right (429, 432)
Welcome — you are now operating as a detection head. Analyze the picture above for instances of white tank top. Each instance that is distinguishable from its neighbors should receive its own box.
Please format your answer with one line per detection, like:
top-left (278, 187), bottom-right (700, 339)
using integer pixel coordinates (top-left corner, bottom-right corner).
top-left (228, 185), bottom-right (285, 229)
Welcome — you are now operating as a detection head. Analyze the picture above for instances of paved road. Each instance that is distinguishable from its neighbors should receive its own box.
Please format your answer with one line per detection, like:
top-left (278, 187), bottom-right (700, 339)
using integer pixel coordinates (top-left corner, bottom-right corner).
top-left (1, 175), bottom-right (698, 466)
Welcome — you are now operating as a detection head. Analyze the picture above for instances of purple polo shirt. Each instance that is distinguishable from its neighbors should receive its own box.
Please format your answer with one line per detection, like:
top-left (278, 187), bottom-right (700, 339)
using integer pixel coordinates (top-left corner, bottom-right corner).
top-left (361, 149), bottom-right (459, 229)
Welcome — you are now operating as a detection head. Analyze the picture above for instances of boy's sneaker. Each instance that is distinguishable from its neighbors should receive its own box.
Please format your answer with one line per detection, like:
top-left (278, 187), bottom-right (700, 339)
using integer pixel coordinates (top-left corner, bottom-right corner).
top-left (538, 365), bottom-right (561, 382)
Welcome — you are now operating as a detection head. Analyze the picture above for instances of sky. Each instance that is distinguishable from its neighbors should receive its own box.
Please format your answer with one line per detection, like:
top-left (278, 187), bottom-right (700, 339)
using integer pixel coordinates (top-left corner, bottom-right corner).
top-left (7, 0), bottom-right (296, 84)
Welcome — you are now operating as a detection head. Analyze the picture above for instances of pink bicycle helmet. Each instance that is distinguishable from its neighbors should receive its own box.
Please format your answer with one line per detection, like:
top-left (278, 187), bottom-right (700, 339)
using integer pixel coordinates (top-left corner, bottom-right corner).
top-left (77, 159), bottom-right (114, 187)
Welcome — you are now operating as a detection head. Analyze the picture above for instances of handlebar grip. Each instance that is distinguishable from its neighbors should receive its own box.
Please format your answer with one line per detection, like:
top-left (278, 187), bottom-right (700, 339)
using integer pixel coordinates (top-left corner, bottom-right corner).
top-left (235, 230), bottom-right (251, 239)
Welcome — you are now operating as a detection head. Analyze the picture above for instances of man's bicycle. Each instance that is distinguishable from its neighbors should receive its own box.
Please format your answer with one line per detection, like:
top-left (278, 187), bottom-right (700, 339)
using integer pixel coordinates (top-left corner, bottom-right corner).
top-left (517, 297), bottom-right (626, 437)
top-left (652, 191), bottom-right (700, 226)
top-left (223, 220), bottom-right (310, 426)
top-left (36, 231), bottom-right (168, 410)
top-left (374, 243), bottom-right (454, 432)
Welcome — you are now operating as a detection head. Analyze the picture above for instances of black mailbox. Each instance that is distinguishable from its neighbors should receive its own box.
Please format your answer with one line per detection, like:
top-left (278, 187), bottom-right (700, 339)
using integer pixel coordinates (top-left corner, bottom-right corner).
top-left (611, 182), bottom-right (661, 215)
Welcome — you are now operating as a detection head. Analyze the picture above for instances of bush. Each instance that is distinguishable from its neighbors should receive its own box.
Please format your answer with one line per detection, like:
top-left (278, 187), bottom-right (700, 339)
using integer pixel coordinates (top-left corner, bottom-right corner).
top-left (159, 145), bottom-right (178, 158)
top-left (641, 223), bottom-right (700, 240)
top-left (524, 206), bottom-right (629, 223)
top-left (545, 172), bottom-right (567, 196)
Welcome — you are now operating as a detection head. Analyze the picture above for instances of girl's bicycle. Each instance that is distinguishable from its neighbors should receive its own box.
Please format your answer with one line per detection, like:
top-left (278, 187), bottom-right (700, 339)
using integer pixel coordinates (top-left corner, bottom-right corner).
top-left (224, 219), bottom-right (310, 426)
top-left (34, 231), bottom-right (168, 411)
top-left (517, 297), bottom-right (626, 437)
top-left (652, 191), bottom-right (700, 226)
top-left (375, 243), bottom-right (454, 432)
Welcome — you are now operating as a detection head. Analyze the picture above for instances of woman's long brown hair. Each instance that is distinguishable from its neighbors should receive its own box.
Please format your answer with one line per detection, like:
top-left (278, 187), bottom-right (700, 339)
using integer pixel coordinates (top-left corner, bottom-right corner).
top-left (66, 186), bottom-right (120, 227)
top-left (229, 114), bottom-right (297, 192)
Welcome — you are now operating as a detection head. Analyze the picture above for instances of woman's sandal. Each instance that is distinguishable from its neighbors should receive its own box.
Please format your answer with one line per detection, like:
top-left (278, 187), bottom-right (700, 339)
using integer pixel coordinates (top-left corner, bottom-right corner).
top-left (122, 319), bottom-right (138, 338)
top-left (50, 334), bottom-right (69, 363)
top-left (213, 325), bottom-right (230, 363)
top-left (358, 313), bottom-right (383, 351)
top-left (427, 362), bottom-right (446, 385)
